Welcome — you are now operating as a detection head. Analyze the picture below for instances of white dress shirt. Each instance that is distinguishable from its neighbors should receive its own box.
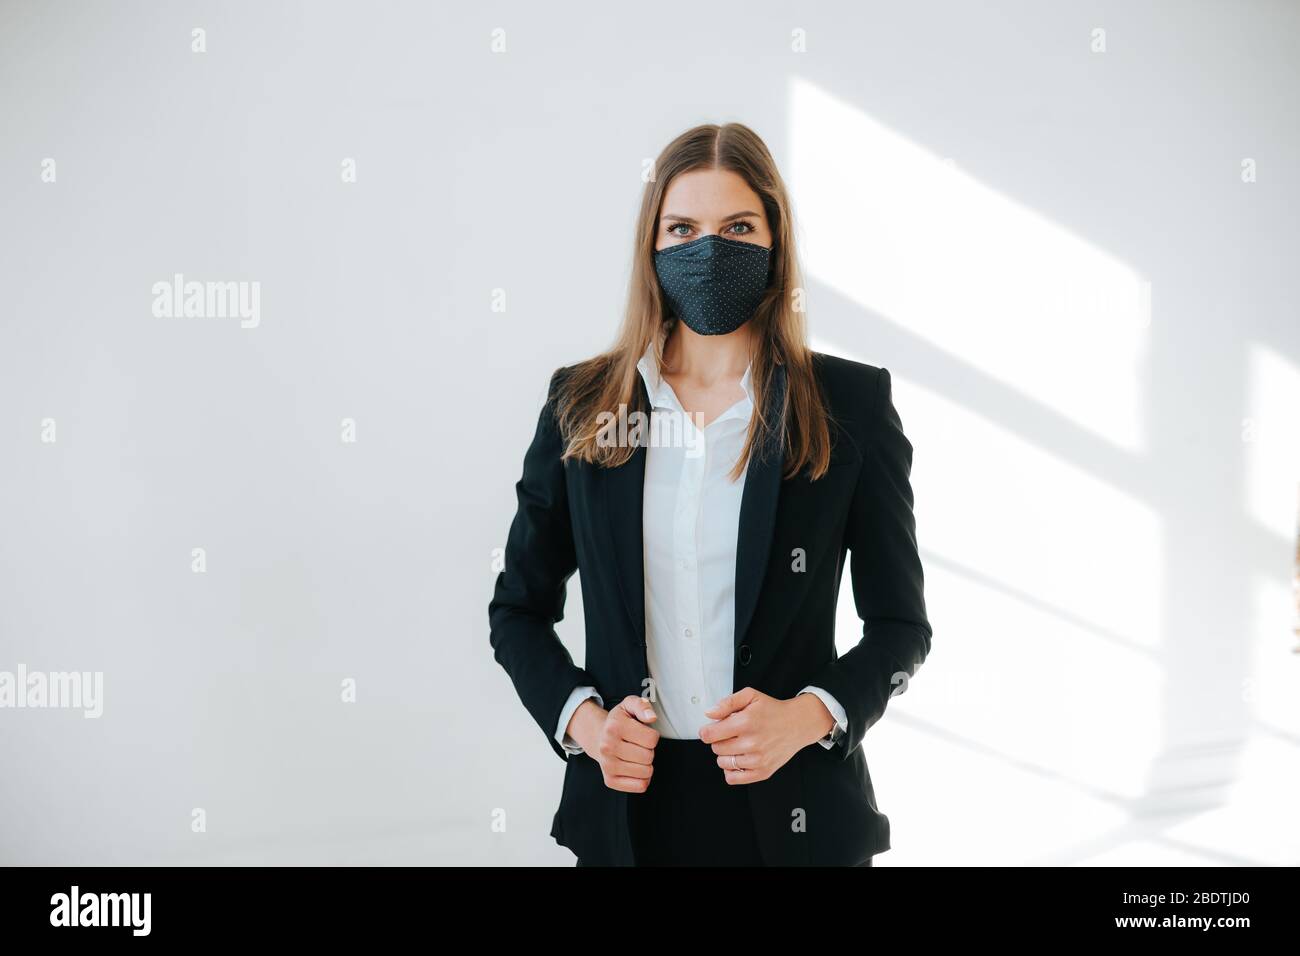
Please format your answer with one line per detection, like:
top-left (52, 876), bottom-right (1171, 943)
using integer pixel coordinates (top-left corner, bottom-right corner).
top-left (555, 344), bottom-right (847, 754)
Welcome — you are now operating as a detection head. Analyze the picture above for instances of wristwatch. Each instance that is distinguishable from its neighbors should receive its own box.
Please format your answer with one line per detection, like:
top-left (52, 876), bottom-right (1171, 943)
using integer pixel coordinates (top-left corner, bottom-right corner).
top-left (822, 720), bottom-right (846, 747)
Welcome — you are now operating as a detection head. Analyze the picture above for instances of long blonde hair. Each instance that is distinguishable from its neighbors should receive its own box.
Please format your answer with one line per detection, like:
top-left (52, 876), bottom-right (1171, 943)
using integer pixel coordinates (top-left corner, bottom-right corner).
top-left (556, 122), bottom-right (832, 481)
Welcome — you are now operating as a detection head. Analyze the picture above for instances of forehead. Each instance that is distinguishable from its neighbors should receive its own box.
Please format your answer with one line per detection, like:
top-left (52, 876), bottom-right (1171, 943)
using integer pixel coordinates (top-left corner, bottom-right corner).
top-left (659, 168), bottom-right (762, 218)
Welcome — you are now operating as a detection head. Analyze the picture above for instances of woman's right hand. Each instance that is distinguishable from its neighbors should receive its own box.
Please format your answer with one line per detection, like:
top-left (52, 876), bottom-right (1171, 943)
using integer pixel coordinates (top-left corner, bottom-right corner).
top-left (569, 695), bottom-right (659, 792)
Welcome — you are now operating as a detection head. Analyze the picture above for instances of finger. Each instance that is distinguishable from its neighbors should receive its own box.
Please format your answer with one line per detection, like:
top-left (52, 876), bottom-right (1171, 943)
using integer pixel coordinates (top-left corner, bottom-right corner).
top-left (703, 693), bottom-right (733, 720)
top-left (704, 686), bottom-right (756, 720)
top-left (716, 751), bottom-right (758, 771)
top-left (615, 710), bottom-right (661, 749)
top-left (708, 735), bottom-right (751, 756)
top-left (621, 721), bottom-right (660, 750)
top-left (607, 775), bottom-right (651, 793)
top-left (722, 767), bottom-right (758, 785)
top-left (698, 712), bottom-right (745, 745)
top-left (606, 758), bottom-right (653, 780)
top-left (618, 695), bottom-right (658, 724)
top-left (611, 738), bottom-right (656, 765)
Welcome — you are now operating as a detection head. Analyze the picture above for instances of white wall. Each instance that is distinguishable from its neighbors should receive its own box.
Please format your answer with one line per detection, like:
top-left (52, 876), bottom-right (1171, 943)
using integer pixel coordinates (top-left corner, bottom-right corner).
top-left (0, 0), bottom-right (1296, 865)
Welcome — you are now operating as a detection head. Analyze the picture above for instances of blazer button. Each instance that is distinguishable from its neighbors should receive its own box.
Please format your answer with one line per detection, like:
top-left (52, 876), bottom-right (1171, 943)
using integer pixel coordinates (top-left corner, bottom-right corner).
top-left (737, 644), bottom-right (752, 666)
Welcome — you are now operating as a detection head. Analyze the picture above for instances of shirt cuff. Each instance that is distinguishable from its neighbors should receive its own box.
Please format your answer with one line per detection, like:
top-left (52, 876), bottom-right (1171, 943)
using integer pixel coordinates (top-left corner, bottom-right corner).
top-left (799, 686), bottom-right (848, 750)
top-left (556, 685), bottom-right (603, 755)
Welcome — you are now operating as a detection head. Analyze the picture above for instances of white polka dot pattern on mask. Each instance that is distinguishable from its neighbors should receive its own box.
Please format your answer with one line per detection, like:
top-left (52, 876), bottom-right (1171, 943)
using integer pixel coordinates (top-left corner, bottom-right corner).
top-left (653, 234), bottom-right (772, 335)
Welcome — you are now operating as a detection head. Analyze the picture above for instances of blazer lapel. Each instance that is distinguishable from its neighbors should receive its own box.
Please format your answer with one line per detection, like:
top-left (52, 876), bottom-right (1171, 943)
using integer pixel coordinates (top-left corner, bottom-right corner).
top-left (604, 380), bottom-right (649, 649)
top-left (734, 362), bottom-right (787, 650)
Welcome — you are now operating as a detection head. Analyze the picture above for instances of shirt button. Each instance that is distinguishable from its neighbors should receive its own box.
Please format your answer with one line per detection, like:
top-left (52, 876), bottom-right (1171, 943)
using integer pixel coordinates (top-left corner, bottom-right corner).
top-left (683, 627), bottom-right (693, 638)
top-left (691, 695), bottom-right (700, 705)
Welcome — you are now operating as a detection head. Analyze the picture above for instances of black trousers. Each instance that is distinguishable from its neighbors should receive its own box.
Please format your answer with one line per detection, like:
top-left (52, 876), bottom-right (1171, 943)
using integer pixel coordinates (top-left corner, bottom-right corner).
top-left (573, 737), bottom-right (874, 867)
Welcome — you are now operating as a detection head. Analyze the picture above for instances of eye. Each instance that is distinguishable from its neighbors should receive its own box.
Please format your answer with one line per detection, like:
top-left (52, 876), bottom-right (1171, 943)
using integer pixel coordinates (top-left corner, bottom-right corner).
top-left (726, 221), bottom-right (756, 236)
top-left (666, 222), bottom-right (692, 237)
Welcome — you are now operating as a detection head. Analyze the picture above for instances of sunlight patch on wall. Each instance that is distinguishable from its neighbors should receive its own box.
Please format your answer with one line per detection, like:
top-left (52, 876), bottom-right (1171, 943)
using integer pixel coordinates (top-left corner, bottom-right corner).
top-left (816, 336), bottom-right (1163, 650)
top-left (790, 77), bottom-right (1150, 452)
top-left (1245, 573), bottom-right (1297, 740)
top-left (1243, 342), bottom-right (1300, 542)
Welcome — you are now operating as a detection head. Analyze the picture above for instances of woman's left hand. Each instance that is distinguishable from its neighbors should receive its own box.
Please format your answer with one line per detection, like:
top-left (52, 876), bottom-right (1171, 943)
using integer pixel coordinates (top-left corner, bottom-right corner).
top-left (700, 688), bottom-right (834, 784)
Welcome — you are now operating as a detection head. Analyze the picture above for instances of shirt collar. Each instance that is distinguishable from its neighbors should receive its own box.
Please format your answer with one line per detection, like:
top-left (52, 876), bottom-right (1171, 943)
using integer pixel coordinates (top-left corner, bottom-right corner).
top-left (636, 341), bottom-right (755, 422)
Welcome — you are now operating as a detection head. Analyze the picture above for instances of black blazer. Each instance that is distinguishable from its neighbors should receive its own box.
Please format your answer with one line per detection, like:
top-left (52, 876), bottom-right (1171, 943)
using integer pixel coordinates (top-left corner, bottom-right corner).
top-left (488, 351), bottom-right (932, 866)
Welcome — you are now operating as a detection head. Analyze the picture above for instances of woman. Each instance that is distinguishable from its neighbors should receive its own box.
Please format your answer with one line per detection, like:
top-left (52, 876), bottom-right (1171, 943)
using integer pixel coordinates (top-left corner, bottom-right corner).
top-left (488, 122), bottom-right (932, 867)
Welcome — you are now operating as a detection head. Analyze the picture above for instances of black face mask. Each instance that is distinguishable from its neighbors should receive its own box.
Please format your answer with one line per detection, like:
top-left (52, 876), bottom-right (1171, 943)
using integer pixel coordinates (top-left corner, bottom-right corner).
top-left (653, 234), bottom-right (772, 336)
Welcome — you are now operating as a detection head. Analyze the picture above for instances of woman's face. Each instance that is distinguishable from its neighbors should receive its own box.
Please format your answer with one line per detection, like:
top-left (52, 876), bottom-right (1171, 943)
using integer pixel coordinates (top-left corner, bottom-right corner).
top-left (654, 168), bottom-right (772, 252)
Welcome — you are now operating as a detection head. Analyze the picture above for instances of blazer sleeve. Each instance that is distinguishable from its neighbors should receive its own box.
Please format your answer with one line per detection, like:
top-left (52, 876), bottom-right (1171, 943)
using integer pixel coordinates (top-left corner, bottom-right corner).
top-left (488, 367), bottom-right (597, 762)
top-left (807, 366), bottom-right (932, 760)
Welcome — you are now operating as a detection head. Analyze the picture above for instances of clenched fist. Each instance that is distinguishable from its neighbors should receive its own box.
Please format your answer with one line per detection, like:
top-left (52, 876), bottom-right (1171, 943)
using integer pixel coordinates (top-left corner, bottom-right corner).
top-left (568, 695), bottom-right (660, 793)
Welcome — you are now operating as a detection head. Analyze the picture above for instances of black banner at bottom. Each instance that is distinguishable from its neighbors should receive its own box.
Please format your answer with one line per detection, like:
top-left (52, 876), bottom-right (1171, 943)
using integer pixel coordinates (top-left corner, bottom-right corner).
top-left (0, 864), bottom-right (1287, 942)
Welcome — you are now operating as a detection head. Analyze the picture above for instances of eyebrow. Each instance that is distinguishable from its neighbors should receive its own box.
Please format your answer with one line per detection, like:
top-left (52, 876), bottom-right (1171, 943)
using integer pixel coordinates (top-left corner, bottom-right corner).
top-left (661, 211), bottom-right (762, 224)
